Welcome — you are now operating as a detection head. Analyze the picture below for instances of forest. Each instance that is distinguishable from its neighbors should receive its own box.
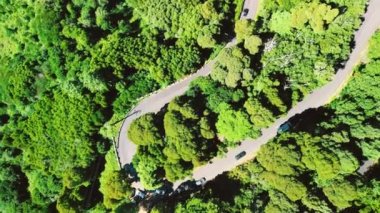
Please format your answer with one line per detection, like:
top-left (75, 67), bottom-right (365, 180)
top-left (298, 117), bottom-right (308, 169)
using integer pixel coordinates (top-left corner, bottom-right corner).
top-left (0, 0), bottom-right (378, 212)
top-left (151, 27), bottom-right (380, 213)
top-left (127, 0), bottom-right (369, 191)
top-left (0, 0), bottom-right (243, 211)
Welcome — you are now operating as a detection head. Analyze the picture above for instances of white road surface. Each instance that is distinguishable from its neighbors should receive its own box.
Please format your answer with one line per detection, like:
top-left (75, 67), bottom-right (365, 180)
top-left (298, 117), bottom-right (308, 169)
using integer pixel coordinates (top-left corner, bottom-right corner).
top-left (118, 0), bottom-right (380, 190)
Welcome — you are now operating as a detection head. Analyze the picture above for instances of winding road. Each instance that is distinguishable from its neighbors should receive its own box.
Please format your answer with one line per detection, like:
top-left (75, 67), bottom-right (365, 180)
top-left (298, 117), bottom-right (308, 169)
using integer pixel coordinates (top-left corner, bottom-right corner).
top-left (118, 0), bottom-right (380, 191)
top-left (117, 0), bottom-right (260, 169)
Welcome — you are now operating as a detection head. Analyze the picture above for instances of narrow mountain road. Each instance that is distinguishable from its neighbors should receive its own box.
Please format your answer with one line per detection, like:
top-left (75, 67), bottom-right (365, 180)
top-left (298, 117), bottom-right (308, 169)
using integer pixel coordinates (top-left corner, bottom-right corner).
top-left (189, 0), bottom-right (380, 185)
top-left (119, 0), bottom-right (380, 191)
top-left (117, 0), bottom-right (259, 169)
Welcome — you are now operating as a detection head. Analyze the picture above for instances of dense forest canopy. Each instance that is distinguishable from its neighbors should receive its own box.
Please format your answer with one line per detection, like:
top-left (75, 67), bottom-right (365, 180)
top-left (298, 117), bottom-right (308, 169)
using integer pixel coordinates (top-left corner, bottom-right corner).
top-left (154, 28), bottom-right (380, 213)
top-left (127, 0), bottom-right (369, 191)
top-left (0, 0), bottom-right (378, 212)
top-left (0, 0), bottom-right (243, 211)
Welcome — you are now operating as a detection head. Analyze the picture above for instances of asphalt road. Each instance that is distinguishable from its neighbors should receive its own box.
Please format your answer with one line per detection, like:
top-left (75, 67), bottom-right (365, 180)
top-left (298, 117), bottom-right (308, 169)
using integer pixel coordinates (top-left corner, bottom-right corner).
top-left (189, 0), bottom-right (380, 186)
top-left (117, 0), bottom-right (258, 169)
top-left (118, 0), bottom-right (380, 191)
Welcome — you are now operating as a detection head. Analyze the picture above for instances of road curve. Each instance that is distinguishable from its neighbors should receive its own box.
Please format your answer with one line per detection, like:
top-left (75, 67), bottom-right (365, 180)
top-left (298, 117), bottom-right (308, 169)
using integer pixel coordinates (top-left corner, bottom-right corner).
top-left (189, 0), bottom-right (380, 185)
top-left (119, 0), bottom-right (380, 191)
top-left (117, 0), bottom-right (259, 169)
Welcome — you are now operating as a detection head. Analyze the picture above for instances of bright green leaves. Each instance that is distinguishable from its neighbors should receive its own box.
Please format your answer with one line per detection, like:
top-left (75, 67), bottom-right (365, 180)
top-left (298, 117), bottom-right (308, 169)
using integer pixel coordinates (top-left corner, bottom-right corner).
top-left (164, 163), bottom-right (191, 183)
top-left (329, 59), bottom-right (380, 161)
top-left (322, 178), bottom-right (361, 210)
top-left (211, 47), bottom-right (251, 88)
top-left (128, 113), bottom-right (163, 146)
top-left (216, 109), bottom-right (254, 143)
top-left (244, 35), bottom-right (262, 55)
top-left (269, 11), bottom-right (293, 35)
top-left (368, 30), bottom-right (380, 61)
top-left (269, 2), bottom-right (339, 35)
top-left (234, 20), bottom-right (262, 55)
top-left (264, 191), bottom-right (299, 213)
top-left (297, 134), bottom-right (358, 182)
top-left (235, 19), bottom-right (255, 42)
top-left (175, 198), bottom-right (220, 213)
top-left (244, 98), bottom-right (275, 129)
top-left (257, 142), bottom-right (304, 176)
top-left (361, 139), bottom-right (380, 160)
top-left (199, 117), bottom-right (216, 139)
top-left (133, 152), bottom-right (164, 190)
top-left (260, 171), bottom-right (307, 201)
top-left (99, 151), bottom-right (133, 209)
top-left (131, 96), bottom-right (217, 186)
top-left (127, 0), bottom-right (228, 46)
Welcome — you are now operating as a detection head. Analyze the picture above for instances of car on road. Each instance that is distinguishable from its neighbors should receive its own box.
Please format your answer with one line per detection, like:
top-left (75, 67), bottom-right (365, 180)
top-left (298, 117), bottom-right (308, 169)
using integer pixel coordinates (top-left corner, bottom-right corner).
top-left (278, 121), bottom-right (292, 134)
top-left (235, 151), bottom-right (246, 160)
top-left (195, 177), bottom-right (206, 186)
top-left (243, 8), bottom-right (249, 16)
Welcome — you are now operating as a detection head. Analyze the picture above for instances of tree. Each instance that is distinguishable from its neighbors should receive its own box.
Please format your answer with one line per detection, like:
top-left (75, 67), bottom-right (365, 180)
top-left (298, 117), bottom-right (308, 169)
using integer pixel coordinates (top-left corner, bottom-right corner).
top-left (360, 139), bottom-right (380, 160)
top-left (269, 11), bottom-right (292, 35)
top-left (175, 198), bottom-right (219, 213)
top-left (164, 163), bottom-right (191, 183)
top-left (216, 109), bottom-right (255, 143)
top-left (257, 141), bottom-right (304, 176)
top-left (99, 151), bottom-right (133, 209)
top-left (297, 134), bottom-right (359, 182)
top-left (264, 190), bottom-right (299, 213)
top-left (301, 194), bottom-right (332, 213)
top-left (132, 152), bottom-right (163, 190)
top-left (128, 113), bottom-right (163, 146)
top-left (259, 171), bottom-right (307, 201)
top-left (322, 177), bottom-right (361, 210)
top-left (368, 30), bottom-right (380, 60)
top-left (359, 180), bottom-right (380, 212)
top-left (210, 47), bottom-right (251, 88)
top-left (244, 98), bottom-right (275, 129)
top-left (234, 19), bottom-right (255, 42)
top-left (244, 35), bottom-right (262, 55)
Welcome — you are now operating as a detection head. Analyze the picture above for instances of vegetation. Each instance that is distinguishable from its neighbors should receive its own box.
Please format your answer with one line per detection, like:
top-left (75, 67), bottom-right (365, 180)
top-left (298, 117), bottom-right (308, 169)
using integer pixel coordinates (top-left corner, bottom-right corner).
top-left (0, 0), bottom-right (241, 211)
top-left (155, 29), bottom-right (380, 213)
top-left (1, 0), bottom-right (377, 211)
top-left (128, 0), bottom-right (369, 191)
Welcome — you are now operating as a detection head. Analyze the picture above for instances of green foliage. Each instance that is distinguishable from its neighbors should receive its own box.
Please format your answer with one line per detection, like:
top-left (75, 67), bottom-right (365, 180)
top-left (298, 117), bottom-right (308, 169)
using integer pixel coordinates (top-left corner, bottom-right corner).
top-left (301, 194), bottom-right (332, 213)
top-left (161, 1), bottom-right (373, 212)
top-left (359, 180), bottom-right (380, 212)
top-left (297, 134), bottom-right (359, 182)
top-left (191, 77), bottom-right (245, 112)
top-left (216, 109), bottom-right (255, 143)
top-left (260, 171), bottom-right (307, 201)
top-left (368, 30), bottom-right (380, 60)
top-left (257, 142), bottom-right (304, 176)
top-left (128, 113), bottom-right (163, 146)
top-left (269, 2), bottom-right (339, 34)
top-left (269, 11), bottom-right (293, 35)
top-left (164, 163), bottom-right (191, 183)
top-left (244, 35), bottom-right (262, 55)
top-left (127, 0), bottom-right (232, 46)
top-left (264, 191), bottom-right (299, 213)
top-left (175, 198), bottom-right (219, 213)
top-left (322, 177), bottom-right (361, 210)
top-left (99, 151), bottom-right (133, 209)
top-left (133, 151), bottom-right (163, 190)
top-left (244, 98), bottom-right (275, 129)
top-left (329, 60), bottom-right (380, 160)
top-left (235, 19), bottom-right (255, 42)
top-left (0, 0), bottom-right (242, 209)
top-left (211, 47), bottom-right (251, 88)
